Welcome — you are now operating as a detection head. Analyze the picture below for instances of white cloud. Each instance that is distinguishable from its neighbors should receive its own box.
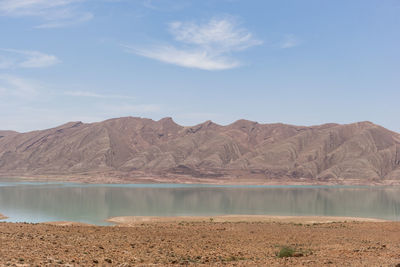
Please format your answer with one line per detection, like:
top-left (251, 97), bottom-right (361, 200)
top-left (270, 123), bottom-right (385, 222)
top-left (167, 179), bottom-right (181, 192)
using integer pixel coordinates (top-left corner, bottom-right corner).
top-left (0, 48), bottom-right (60, 69)
top-left (0, 0), bottom-right (92, 28)
top-left (125, 45), bottom-right (239, 71)
top-left (141, 0), bottom-right (189, 12)
top-left (0, 0), bottom-right (81, 15)
top-left (0, 74), bottom-right (39, 97)
top-left (169, 18), bottom-right (261, 51)
top-left (35, 12), bottom-right (93, 28)
top-left (64, 90), bottom-right (135, 100)
top-left (142, 0), bottom-right (158, 9)
top-left (126, 17), bottom-right (262, 71)
top-left (280, 34), bottom-right (301, 49)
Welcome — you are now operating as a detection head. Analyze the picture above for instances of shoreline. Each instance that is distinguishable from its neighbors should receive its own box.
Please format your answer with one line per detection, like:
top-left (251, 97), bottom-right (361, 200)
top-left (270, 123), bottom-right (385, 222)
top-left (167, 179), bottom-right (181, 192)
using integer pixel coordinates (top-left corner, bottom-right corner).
top-left (1, 213), bottom-right (389, 226)
top-left (41, 221), bottom-right (95, 226)
top-left (106, 215), bottom-right (387, 226)
top-left (1, 175), bottom-right (400, 186)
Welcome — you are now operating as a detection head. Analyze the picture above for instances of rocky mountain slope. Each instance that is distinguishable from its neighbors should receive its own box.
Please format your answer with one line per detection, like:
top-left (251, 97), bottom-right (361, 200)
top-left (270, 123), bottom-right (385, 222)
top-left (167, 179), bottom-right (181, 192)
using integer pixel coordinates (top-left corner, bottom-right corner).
top-left (0, 117), bottom-right (399, 184)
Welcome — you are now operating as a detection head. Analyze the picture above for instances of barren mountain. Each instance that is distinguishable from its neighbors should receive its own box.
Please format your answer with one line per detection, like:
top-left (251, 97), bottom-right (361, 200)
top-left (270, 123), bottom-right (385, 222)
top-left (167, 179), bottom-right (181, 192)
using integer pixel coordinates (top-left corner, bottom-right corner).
top-left (0, 117), bottom-right (399, 184)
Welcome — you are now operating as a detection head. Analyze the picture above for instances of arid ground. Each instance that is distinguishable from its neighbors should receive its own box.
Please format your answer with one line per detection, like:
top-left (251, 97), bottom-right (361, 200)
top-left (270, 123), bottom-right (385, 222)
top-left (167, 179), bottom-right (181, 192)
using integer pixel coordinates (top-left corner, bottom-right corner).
top-left (0, 216), bottom-right (399, 266)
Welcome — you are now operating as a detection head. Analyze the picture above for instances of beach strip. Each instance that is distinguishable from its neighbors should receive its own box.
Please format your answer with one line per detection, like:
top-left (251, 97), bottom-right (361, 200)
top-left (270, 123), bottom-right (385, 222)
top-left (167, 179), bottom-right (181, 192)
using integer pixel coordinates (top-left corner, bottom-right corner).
top-left (107, 215), bottom-right (386, 226)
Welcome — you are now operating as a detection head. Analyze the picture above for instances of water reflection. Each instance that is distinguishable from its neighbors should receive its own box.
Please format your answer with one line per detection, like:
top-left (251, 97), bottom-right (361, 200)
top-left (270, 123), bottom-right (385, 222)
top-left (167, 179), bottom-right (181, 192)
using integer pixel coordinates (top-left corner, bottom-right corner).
top-left (0, 183), bottom-right (399, 225)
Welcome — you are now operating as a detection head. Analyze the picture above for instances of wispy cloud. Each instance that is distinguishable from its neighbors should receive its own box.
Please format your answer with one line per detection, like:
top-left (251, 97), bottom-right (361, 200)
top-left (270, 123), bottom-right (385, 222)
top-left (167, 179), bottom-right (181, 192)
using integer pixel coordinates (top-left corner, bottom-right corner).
top-left (0, 74), bottom-right (163, 132)
top-left (280, 34), bottom-right (301, 49)
top-left (0, 0), bottom-right (92, 28)
top-left (64, 90), bottom-right (135, 100)
top-left (0, 74), bottom-right (39, 98)
top-left (127, 45), bottom-right (239, 71)
top-left (141, 0), bottom-right (189, 11)
top-left (0, 48), bottom-right (60, 69)
top-left (125, 17), bottom-right (262, 71)
top-left (168, 18), bottom-right (261, 51)
top-left (35, 12), bottom-right (93, 28)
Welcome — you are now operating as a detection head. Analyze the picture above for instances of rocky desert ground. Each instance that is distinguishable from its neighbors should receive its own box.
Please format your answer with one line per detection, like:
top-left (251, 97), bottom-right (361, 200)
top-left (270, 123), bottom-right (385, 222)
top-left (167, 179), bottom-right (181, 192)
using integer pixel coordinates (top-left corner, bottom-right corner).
top-left (0, 217), bottom-right (399, 266)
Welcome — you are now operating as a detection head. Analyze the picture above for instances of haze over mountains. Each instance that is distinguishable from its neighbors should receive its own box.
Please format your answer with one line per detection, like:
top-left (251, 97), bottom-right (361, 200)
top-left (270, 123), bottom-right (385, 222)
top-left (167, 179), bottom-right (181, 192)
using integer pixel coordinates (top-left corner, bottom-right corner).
top-left (0, 117), bottom-right (399, 184)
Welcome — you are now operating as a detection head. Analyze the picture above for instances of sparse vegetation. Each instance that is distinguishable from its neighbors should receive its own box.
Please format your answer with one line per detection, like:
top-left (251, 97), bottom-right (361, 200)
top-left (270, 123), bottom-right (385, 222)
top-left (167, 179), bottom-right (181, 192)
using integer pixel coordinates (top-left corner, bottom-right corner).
top-left (276, 246), bottom-right (312, 258)
top-left (277, 246), bottom-right (295, 258)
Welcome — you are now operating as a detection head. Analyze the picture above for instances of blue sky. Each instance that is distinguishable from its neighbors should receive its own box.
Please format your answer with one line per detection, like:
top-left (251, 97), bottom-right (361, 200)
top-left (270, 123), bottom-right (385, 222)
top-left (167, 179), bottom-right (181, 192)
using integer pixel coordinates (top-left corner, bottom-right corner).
top-left (0, 0), bottom-right (399, 133)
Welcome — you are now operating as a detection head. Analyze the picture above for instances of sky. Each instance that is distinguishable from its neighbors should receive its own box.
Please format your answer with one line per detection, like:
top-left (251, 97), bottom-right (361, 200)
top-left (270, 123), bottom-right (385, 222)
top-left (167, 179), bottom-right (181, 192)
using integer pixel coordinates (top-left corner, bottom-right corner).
top-left (0, 0), bottom-right (399, 133)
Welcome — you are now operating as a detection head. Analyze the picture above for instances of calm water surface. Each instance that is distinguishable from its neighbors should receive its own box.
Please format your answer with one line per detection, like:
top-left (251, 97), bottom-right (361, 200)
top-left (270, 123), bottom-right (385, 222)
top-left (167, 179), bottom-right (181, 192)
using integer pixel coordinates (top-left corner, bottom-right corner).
top-left (0, 181), bottom-right (399, 225)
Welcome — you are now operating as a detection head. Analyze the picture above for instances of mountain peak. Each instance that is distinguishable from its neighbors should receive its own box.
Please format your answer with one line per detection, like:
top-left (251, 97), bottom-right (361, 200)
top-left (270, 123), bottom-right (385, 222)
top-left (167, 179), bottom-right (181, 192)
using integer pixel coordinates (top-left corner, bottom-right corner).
top-left (0, 117), bottom-right (399, 184)
top-left (158, 117), bottom-right (178, 126)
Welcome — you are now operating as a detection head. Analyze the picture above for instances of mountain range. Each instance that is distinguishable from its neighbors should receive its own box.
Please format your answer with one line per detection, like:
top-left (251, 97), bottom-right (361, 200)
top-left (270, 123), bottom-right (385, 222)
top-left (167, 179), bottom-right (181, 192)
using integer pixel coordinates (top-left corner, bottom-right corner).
top-left (0, 117), bottom-right (399, 184)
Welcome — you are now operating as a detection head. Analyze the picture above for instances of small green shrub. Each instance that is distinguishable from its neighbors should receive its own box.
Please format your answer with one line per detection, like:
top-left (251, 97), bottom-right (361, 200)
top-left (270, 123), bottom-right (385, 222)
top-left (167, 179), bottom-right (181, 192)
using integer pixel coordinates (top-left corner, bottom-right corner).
top-left (277, 246), bottom-right (295, 258)
top-left (276, 246), bottom-right (311, 258)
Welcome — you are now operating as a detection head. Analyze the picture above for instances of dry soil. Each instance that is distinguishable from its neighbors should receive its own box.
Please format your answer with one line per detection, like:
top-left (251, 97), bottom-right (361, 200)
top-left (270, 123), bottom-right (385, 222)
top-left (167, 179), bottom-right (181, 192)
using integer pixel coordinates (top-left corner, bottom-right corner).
top-left (0, 218), bottom-right (399, 266)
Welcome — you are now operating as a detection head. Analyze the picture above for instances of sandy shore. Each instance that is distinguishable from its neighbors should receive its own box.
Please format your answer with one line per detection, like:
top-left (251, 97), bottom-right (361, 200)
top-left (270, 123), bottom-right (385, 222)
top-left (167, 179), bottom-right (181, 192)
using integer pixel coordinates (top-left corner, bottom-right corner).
top-left (107, 215), bottom-right (387, 226)
top-left (7, 214), bottom-right (388, 226)
top-left (2, 174), bottom-right (400, 186)
top-left (0, 220), bottom-right (399, 266)
top-left (42, 221), bottom-right (94, 226)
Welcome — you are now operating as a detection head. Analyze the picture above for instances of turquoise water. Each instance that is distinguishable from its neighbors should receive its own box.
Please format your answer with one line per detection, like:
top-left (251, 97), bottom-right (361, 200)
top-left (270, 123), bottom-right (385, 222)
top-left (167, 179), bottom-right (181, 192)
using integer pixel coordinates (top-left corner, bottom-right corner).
top-left (0, 181), bottom-right (399, 225)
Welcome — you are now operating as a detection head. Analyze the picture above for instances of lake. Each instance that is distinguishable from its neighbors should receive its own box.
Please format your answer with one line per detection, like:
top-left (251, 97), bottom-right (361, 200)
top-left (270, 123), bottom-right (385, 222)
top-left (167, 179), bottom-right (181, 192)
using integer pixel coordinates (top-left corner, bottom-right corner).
top-left (0, 181), bottom-right (399, 225)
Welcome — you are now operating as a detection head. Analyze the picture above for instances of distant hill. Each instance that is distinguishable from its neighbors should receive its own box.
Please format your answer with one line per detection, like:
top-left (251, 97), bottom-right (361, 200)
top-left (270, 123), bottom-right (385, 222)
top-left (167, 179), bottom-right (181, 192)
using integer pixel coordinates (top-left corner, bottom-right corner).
top-left (0, 117), bottom-right (399, 184)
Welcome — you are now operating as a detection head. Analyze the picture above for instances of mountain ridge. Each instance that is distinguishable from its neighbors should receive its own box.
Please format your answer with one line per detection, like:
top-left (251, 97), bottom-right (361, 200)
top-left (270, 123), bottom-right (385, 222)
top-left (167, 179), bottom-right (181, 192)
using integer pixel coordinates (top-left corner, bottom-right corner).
top-left (0, 117), bottom-right (399, 184)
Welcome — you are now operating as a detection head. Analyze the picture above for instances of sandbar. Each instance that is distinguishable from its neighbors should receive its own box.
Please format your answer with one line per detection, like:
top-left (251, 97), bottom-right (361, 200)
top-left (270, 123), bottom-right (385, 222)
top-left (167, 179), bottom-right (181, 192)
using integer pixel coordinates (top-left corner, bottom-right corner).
top-left (107, 214), bottom-right (386, 226)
